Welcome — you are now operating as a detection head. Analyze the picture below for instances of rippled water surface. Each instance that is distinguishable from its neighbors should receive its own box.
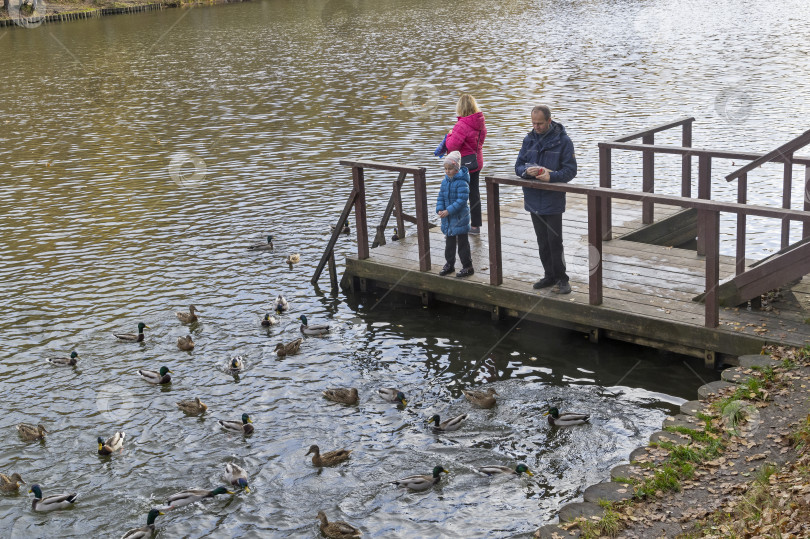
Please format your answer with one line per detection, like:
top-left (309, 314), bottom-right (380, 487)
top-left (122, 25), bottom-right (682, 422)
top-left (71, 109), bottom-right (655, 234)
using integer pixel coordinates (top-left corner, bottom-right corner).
top-left (1, 0), bottom-right (809, 536)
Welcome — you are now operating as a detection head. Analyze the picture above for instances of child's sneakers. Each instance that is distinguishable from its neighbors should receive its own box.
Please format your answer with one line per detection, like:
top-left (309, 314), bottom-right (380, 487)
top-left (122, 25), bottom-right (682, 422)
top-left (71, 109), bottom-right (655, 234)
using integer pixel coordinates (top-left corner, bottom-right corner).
top-left (439, 264), bottom-right (455, 276)
top-left (456, 267), bottom-right (474, 278)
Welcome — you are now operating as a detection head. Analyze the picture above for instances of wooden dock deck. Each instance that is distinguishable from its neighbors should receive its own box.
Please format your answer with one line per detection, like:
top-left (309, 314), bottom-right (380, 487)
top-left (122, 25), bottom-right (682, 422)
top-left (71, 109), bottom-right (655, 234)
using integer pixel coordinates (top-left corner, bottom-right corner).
top-left (343, 193), bottom-right (810, 363)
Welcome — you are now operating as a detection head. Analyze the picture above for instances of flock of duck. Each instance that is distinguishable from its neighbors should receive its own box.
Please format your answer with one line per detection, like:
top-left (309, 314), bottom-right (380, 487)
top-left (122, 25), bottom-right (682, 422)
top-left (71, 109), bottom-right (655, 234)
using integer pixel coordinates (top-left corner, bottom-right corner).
top-left (4, 241), bottom-right (592, 538)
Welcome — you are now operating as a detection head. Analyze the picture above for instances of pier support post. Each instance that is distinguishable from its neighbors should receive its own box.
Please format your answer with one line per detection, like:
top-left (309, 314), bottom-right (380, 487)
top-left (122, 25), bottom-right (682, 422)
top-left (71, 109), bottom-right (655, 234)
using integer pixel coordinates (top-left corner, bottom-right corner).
top-left (704, 350), bottom-right (716, 369)
top-left (420, 291), bottom-right (433, 307)
top-left (491, 305), bottom-right (502, 321)
top-left (589, 328), bottom-right (601, 343)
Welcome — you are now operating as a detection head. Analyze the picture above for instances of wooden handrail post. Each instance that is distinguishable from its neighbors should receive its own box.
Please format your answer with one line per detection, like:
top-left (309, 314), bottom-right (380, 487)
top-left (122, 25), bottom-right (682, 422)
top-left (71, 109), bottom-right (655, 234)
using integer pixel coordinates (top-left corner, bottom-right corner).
top-left (782, 152), bottom-right (794, 249)
top-left (372, 171), bottom-right (408, 248)
top-left (642, 133), bottom-right (654, 224)
top-left (311, 188), bottom-right (358, 285)
top-left (696, 154), bottom-right (711, 256)
top-left (587, 193), bottom-right (603, 305)
top-left (703, 209), bottom-right (720, 328)
top-left (486, 177), bottom-right (502, 285)
top-left (805, 164), bottom-right (810, 239)
top-left (736, 172), bottom-right (747, 275)
top-left (413, 169), bottom-right (431, 271)
top-left (393, 180), bottom-right (405, 240)
top-left (598, 143), bottom-right (612, 240)
top-left (682, 120), bottom-right (693, 198)
top-left (352, 166), bottom-right (369, 260)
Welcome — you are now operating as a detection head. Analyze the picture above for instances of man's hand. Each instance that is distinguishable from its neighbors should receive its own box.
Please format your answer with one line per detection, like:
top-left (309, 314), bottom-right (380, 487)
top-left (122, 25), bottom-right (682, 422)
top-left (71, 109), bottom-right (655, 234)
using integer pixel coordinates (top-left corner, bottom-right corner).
top-left (538, 169), bottom-right (551, 182)
top-left (526, 166), bottom-right (541, 177)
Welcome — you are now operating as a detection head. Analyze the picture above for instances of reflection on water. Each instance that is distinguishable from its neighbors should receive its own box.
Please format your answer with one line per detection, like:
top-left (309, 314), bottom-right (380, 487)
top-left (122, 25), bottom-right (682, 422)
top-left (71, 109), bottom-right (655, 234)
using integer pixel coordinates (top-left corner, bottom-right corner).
top-left (1, 0), bottom-right (807, 536)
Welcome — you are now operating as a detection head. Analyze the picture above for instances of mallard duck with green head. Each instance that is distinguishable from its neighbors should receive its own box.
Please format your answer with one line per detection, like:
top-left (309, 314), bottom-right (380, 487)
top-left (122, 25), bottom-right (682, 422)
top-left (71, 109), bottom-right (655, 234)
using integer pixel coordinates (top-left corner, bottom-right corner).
top-left (138, 366), bottom-right (172, 384)
top-left (16, 423), bottom-right (48, 441)
top-left (46, 351), bottom-right (79, 367)
top-left (0, 472), bottom-right (25, 492)
top-left (222, 463), bottom-right (249, 491)
top-left (114, 322), bottom-right (149, 342)
top-left (98, 431), bottom-right (125, 455)
top-left (545, 407), bottom-right (590, 427)
top-left (427, 413), bottom-right (468, 432)
top-left (121, 508), bottom-right (164, 539)
top-left (305, 444), bottom-right (352, 467)
top-left (247, 235), bottom-right (274, 251)
top-left (275, 294), bottom-right (289, 313)
top-left (165, 486), bottom-right (232, 509)
top-left (175, 305), bottom-right (199, 324)
top-left (262, 313), bottom-right (278, 326)
top-left (229, 356), bottom-right (244, 372)
top-left (300, 315), bottom-right (330, 336)
top-left (476, 464), bottom-right (534, 477)
top-left (378, 388), bottom-right (407, 406)
top-left (275, 338), bottom-right (302, 357)
top-left (29, 484), bottom-right (77, 511)
top-left (219, 413), bottom-right (254, 434)
top-left (317, 511), bottom-right (362, 538)
top-left (322, 388), bottom-right (359, 405)
top-left (177, 335), bottom-right (195, 351)
top-left (462, 388), bottom-right (497, 409)
top-left (392, 466), bottom-right (449, 491)
top-left (177, 397), bottom-right (207, 415)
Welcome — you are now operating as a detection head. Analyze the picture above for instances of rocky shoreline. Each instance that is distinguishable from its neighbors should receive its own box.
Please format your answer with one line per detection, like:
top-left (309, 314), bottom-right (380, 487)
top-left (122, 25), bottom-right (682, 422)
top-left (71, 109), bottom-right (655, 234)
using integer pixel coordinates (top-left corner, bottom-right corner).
top-left (535, 346), bottom-right (810, 538)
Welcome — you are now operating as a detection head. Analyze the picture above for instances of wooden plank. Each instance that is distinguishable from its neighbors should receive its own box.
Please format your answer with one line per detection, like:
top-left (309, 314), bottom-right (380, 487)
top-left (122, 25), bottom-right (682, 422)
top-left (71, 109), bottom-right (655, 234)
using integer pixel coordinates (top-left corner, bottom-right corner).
top-left (613, 117), bottom-right (694, 143)
top-left (736, 173), bottom-right (747, 275)
top-left (601, 142), bottom-right (810, 167)
top-left (725, 129), bottom-right (810, 181)
top-left (782, 153), bottom-right (794, 249)
top-left (372, 171), bottom-right (408, 248)
top-left (682, 121), bottom-right (693, 198)
top-left (588, 193), bottom-right (603, 305)
top-left (311, 188), bottom-right (357, 285)
top-left (599, 144), bottom-right (612, 240)
top-left (339, 159), bottom-right (425, 175)
top-left (704, 210), bottom-right (720, 327)
top-left (642, 133), bottom-right (655, 224)
top-left (413, 169), bottom-right (430, 271)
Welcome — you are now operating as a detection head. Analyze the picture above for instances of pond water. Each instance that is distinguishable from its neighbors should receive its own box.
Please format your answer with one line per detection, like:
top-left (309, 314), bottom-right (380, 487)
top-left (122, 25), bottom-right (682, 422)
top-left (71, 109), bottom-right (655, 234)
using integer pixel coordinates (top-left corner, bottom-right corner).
top-left (1, 0), bottom-right (808, 536)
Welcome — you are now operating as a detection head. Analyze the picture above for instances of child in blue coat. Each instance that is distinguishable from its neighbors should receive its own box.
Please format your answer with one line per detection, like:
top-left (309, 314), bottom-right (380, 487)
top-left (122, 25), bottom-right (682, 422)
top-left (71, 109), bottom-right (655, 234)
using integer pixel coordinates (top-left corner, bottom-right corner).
top-left (436, 151), bottom-right (474, 278)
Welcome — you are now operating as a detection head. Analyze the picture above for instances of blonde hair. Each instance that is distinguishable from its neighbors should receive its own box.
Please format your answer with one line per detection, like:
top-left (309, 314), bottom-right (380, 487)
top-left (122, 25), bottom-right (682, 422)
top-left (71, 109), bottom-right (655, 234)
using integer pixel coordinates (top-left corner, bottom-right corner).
top-left (456, 94), bottom-right (480, 117)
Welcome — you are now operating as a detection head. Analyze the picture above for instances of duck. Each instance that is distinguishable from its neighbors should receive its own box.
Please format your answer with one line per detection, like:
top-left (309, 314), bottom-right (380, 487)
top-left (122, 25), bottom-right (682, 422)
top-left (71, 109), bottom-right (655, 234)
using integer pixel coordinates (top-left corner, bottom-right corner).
top-left (222, 463), bottom-right (249, 491)
top-left (261, 313), bottom-right (278, 326)
top-left (275, 338), bottom-right (303, 357)
top-left (275, 294), bottom-right (289, 313)
top-left (177, 397), bottom-right (207, 415)
top-left (219, 413), bottom-right (254, 434)
top-left (114, 322), bottom-right (149, 342)
top-left (0, 473), bottom-right (25, 493)
top-left (46, 351), bottom-right (79, 366)
top-left (177, 335), bottom-right (195, 351)
top-left (29, 484), bottom-right (77, 511)
top-left (391, 229), bottom-right (400, 242)
top-left (305, 444), bottom-right (352, 467)
top-left (165, 486), bottom-right (232, 509)
top-left (545, 407), bottom-right (590, 427)
top-left (229, 356), bottom-right (244, 372)
top-left (16, 423), bottom-right (48, 441)
top-left (427, 413), bottom-right (468, 432)
top-left (247, 235), bottom-right (274, 251)
top-left (317, 510), bottom-right (362, 539)
top-left (392, 466), bottom-right (449, 491)
top-left (330, 223), bottom-right (351, 235)
top-left (175, 305), bottom-right (199, 324)
top-left (138, 366), bottom-right (172, 385)
top-left (121, 508), bottom-right (164, 539)
top-left (97, 431), bottom-right (125, 455)
top-left (286, 253), bottom-right (301, 264)
top-left (299, 315), bottom-right (330, 336)
top-left (378, 388), bottom-right (407, 406)
top-left (462, 388), bottom-right (498, 409)
top-left (322, 388), bottom-right (359, 405)
top-left (476, 464), bottom-right (534, 477)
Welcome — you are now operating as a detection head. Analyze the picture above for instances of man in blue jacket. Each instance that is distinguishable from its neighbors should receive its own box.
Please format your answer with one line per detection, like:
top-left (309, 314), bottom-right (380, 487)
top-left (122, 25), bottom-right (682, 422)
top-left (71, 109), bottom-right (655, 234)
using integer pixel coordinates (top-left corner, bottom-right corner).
top-left (514, 105), bottom-right (578, 294)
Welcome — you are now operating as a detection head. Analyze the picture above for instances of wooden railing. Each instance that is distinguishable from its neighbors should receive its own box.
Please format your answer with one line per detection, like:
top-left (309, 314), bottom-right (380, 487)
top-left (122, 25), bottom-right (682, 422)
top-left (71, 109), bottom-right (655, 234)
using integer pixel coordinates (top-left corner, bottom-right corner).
top-left (312, 160), bottom-right (431, 287)
top-left (600, 121), bottom-right (810, 272)
top-left (484, 176), bottom-right (810, 328)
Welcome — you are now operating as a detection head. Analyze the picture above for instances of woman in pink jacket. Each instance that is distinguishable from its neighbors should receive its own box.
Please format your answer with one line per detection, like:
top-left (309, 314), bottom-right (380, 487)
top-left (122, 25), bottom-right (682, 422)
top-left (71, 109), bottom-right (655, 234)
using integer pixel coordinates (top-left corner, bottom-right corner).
top-left (445, 94), bottom-right (487, 234)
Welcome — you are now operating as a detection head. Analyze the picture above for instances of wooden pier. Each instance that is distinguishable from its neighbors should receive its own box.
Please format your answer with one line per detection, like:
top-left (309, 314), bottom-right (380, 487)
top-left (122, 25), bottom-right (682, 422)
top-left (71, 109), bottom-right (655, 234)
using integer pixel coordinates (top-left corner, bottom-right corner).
top-left (316, 119), bottom-right (810, 366)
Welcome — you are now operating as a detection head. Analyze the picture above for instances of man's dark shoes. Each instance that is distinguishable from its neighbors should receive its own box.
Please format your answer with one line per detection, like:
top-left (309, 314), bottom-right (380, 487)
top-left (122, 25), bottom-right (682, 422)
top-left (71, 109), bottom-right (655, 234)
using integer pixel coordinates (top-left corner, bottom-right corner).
top-left (550, 280), bottom-right (572, 294)
top-left (439, 264), bottom-right (455, 276)
top-left (532, 276), bottom-right (556, 289)
top-left (456, 267), bottom-right (474, 278)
